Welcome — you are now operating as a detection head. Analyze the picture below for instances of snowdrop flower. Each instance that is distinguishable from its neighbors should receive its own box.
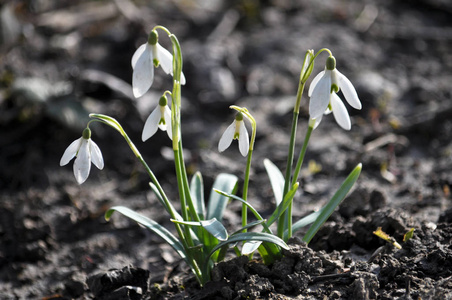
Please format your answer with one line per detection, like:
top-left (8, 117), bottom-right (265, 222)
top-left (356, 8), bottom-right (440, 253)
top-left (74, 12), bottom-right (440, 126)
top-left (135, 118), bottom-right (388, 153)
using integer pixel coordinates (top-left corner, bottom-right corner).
top-left (142, 95), bottom-right (173, 141)
top-left (218, 112), bottom-right (249, 157)
top-left (60, 128), bottom-right (104, 184)
top-left (131, 30), bottom-right (186, 98)
top-left (308, 56), bottom-right (362, 130)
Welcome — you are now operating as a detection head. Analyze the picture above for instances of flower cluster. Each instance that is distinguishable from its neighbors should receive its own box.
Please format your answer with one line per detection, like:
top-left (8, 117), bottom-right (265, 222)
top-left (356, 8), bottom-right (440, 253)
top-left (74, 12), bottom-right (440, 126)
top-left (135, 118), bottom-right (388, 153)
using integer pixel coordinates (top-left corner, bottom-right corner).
top-left (59, 26), bottom-right (363, 287)
top-left (308, 56), bottom-right (362, 130)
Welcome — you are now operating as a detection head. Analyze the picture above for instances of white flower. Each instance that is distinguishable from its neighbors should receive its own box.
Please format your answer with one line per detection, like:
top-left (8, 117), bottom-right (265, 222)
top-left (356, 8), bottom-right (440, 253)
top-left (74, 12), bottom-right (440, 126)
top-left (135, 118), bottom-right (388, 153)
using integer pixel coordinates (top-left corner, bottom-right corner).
top-left (60, 128), bottom-right (104, 184)
top-left (142, 96), bottom-right (173, 141)
top-left (308, 56), bottom-right (361, 130)
top-left (131, 31), bottom-right (186, 98)
top-left (218, 113), bottom-right (249, 157)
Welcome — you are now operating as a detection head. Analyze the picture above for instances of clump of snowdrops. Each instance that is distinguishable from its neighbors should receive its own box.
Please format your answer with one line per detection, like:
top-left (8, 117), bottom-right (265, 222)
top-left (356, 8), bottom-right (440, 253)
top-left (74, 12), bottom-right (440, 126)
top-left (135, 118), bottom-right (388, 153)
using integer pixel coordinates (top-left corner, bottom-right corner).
top-left (60, 25), bottom-right (362, 286)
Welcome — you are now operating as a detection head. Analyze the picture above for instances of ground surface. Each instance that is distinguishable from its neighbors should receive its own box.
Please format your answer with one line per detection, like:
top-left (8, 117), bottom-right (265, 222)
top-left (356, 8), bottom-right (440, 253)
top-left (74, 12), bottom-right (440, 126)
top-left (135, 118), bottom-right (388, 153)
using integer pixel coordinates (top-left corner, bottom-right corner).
top-left (1, 0), bottom-right (452, 299)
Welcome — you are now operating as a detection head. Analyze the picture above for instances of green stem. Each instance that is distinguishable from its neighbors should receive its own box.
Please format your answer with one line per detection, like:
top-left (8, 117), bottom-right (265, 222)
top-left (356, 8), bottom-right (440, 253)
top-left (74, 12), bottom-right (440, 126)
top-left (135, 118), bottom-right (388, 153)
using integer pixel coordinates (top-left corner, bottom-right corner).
top-left (291, 125), bottom-right (313, 187)
top-left (241, 149), bottom-right (253, 230)
top-left (286, 124), bottom-right (313, 239)
top-left (88, 114), bottom-right (203, 283)
top-left (278, 80), bottom-right (305, 239)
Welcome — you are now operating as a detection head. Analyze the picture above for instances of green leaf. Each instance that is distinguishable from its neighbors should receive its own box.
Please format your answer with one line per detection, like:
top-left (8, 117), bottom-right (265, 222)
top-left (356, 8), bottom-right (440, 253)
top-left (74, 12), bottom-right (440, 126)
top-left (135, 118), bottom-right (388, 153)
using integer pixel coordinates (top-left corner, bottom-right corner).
top-left (149, 182), bottom-right (182, 221)
top-left (289, 207), bottom-right (325, 235)
top-left (302, 163), bottom-right (362, 244)
top-left (171, 218), bottom-right (228, 241)
top-left (105, 206), bottom-right (188, 264)
top-left (264, 158), bottom-right (285, 205)
top-left (232, 220), bottom-right (266, 235)
top-left (258, 241), bottom-right (282, 264)
top-left (190, 171), bottom-right (205, 220)
top-left (203, 232), bottom-right (288, 273)
top-left (266, 182), bottom-right (299, 227)
top-left (206, 173), bottom-right (238, 221)
top-left (213, 189), bottom-right (271, 234)
top-left (89, 113), bottom-right (124, 135)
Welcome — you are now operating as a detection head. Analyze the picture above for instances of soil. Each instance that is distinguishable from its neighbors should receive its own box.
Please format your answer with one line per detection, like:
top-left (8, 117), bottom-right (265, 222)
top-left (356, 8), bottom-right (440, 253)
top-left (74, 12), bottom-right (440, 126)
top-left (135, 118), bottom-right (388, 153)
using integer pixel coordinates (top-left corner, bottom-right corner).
top-left (1, 0), bottom-right (452, 299)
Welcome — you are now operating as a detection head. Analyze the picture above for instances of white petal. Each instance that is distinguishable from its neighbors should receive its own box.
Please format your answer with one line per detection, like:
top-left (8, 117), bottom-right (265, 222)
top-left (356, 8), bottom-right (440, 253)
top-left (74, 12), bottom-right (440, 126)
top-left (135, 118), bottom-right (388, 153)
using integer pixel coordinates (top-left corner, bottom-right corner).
top-left (142, 106), bottom-right (161, 141)
top-left (309, 73), bottom-right (331, 119)
top-left (131, 43), bottom-right (147, 69)
top-left (73, 139), bottom-right (91, 184)
top-left (132, 45), bottom-right (154, 98)
top-left (238, 121), bottom-right (249, 157)
top-left (218, 121), bottom-right (235, 152)
top-left (60, 137), bottom-right (82, 166)
top-left (312, 115), bottom-right (323, 130)
top-left (180, 71), bottom-right (186, 85)
top-left (308, 70), bottom-right (325, 97)
top-left (157, 43), bottom-right (173, 75)
top-left (163, 105), bottom-right (173, 140)
top-left (157, 43), bottom-right (186, 85)
top-left (89, 139), bottom-right (104, 170)
top-left (157, 106), bottom-right (168, 131)
top-left (337, 70), bottom-right (362, 110)
top-left (331, 94), bottom-right (351, 130)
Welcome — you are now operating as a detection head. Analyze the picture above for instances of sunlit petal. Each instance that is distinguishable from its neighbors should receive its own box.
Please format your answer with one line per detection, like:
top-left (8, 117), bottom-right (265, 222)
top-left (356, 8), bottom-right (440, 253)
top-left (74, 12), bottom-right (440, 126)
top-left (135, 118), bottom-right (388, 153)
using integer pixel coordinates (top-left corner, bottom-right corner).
top-left (337, 70), bottom-right (362, 110)
top-left (132, 45), bottom-right (154, 98)
top-left (131, 43), bottom-right (147, 69)
top-left (157, 106), bottom-right (167, 131)
top-left (308, 70), bottom-right (325, 97)
top-left (73, 139), bottom-right (91, 184)
top-left (163, 105), bottom-right (173, 140)
top-left (157, 44), bottom-right (186, 85)
top-left (331, 94), bottom-right (351, 130)
top-left (142, 107), bottom-right (161, 141)
top-left (238, 121), bottom-right (249, 157)
top-left (157, 43), bottom-right (173, 75)
top-left (312, 115), bottom-right (323, 130)
top-left (60, 137), bottom-right (82, 166)
top-left (90, 140), bottom-right (104, 170)
top-left (309, 73), bottom-right (331, 119)
top-left (218, 122), bottom-right (235, 152)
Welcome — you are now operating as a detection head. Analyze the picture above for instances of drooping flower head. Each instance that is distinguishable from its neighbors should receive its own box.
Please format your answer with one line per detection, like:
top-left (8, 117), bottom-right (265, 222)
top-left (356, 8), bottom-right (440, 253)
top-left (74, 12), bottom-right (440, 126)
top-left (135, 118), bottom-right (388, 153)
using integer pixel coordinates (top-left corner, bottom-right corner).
top-left (308, 56), bottom-right (362, 130)
top-left (218, 112), bottom-right (249, 157)
top-left (142, 94), bottom-right (173, 141)
top-left (131, 30), bottom-right (186, 98)
top-left (60, 127), bottom-right (104, 184)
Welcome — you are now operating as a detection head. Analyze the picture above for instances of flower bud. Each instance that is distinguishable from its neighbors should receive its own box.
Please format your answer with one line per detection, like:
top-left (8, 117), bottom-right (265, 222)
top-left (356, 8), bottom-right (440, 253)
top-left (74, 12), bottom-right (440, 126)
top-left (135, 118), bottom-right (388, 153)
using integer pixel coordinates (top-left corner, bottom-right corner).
top-left (148, 30), bottom-right (158, 45)
top-left (326, 56), bottom-right (336, 71)
top-left (159, 95), bottom-right (168, 106)
top-left (82, 127), bottom-right (91, 139)
top-left (301, 50), bottom-right (315, 83)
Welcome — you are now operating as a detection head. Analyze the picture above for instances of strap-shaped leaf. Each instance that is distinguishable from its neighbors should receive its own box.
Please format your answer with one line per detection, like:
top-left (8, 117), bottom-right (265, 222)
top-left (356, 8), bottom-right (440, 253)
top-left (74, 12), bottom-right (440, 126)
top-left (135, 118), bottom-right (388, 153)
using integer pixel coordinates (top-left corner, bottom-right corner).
top-left (266, 182), bottom-right (299, 227)
top-left (303, 163), bottom-right (362, 244)
top-left (105, 206), bottom-right (188, 263)
top-left (203, 232), bottom-right (289, 274)
top-left (206, 173), bottom-right (238, 221)
top-left (264, 158), bottom-right (285, 205)
top-left (289, 207), bottom-right (325, 235)
top-left (213, 189), bottom-right (272, 234)
top-left (190, 171), bottom-right (205, 220)
top-left (149, 182), bottom-right (182, 221)
top-left (171, 218), bottom-right (228, 241)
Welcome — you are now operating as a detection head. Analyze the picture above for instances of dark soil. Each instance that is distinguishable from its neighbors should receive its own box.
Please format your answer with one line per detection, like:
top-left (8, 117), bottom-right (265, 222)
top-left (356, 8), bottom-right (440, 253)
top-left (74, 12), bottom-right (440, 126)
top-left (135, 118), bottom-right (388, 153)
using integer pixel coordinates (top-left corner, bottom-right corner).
top-left (1, 0), bottom-right (452, 299)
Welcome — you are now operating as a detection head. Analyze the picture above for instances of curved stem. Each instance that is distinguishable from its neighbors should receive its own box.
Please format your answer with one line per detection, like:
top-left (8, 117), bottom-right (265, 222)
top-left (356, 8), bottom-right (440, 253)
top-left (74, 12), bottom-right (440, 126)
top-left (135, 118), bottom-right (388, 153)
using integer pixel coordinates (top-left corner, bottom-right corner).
top-left (230, 106), bottom-right (257, 231)
top-left (87, 115), bottom-right (205, 281)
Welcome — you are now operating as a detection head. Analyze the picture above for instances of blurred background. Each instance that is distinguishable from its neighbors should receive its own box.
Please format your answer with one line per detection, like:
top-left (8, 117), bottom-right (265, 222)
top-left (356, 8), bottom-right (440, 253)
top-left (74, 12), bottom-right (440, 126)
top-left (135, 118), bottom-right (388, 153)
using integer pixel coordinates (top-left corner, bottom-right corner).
top-left (1, 0), bottom-right (452, 298)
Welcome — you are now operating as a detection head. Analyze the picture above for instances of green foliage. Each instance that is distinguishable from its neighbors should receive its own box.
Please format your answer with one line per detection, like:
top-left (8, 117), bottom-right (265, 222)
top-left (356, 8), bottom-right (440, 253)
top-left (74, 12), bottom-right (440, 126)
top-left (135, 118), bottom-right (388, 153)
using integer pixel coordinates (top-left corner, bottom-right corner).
top-left (62, 25), bottom-right (364, 287)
